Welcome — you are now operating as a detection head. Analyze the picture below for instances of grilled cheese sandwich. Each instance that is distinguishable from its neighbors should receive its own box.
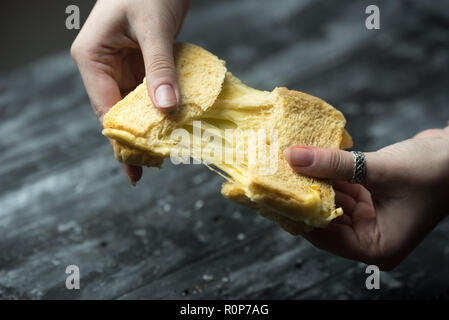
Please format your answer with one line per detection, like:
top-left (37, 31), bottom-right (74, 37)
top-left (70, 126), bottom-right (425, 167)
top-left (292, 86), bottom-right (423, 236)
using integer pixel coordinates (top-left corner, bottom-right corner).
top-left (102, 42), bottom-right (353, 234)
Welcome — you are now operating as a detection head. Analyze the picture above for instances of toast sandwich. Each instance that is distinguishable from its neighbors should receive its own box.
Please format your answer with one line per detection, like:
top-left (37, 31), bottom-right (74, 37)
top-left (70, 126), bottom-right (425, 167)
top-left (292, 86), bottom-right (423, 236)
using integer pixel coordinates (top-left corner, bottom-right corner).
top-left (102, 42), bottom-right (353, 234)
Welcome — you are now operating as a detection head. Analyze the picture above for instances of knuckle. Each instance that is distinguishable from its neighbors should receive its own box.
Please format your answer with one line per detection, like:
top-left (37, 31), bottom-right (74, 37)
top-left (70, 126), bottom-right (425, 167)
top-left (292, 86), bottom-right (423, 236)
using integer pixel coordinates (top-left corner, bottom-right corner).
top-left (70, 38), bottom-right (91, 63)
top-left (164, 5), bottom-right (181, 30)
top-left (151, 5), bottom-right (180, 33)
top-left (328, 150), bottom-right (350, 177)
top-left (70, 40), bottom-right (81, 61)
top-left (148, 53), bottom-right (175, 74)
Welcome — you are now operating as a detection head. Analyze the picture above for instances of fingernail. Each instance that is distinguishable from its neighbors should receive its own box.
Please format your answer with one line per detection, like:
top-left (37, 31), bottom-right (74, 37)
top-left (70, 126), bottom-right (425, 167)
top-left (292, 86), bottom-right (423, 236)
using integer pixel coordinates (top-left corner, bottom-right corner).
top-left (284, 147), bottom-right (314, 167)
top-left (155, 84), bottom-right (177, 108)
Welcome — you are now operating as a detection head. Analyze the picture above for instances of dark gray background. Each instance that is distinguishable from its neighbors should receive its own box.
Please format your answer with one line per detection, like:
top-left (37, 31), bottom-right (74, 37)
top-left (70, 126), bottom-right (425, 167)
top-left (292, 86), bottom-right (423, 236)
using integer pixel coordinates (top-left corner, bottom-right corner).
top-left (1, 0), bottom-right (449, 299)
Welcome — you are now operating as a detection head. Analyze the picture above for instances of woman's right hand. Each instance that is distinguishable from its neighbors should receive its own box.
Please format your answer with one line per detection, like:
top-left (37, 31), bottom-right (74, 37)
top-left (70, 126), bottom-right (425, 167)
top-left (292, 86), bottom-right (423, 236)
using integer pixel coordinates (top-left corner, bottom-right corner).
top-left (284, 126), bottom-right (449, 270)
top-left (71, 0), bottom-right (191, 185)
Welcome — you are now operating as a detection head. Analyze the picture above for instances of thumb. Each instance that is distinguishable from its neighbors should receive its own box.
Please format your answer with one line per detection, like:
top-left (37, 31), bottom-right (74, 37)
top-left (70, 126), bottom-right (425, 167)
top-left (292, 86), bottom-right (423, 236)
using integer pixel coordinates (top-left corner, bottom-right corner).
top-left (137, 29), bottom-right (180, 111)
top-left (284, 146), bottom-right (382, 185)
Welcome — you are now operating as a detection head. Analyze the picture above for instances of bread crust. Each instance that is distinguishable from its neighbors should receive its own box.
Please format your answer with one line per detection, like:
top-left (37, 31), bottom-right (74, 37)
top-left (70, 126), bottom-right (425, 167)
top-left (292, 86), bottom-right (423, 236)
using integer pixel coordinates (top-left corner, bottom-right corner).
top-left (102, 42), bottom-right (352, 232)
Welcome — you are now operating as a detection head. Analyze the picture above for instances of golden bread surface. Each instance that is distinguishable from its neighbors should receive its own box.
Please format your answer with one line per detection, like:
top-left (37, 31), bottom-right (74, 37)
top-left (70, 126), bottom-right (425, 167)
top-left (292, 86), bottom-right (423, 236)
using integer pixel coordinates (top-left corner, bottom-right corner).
top-left (102, 42), bottom-right (352, 232)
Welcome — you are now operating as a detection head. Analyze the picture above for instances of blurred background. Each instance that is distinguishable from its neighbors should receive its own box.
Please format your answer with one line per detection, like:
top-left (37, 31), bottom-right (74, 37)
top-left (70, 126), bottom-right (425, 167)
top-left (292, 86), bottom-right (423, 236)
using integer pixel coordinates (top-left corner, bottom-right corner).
top-left (0, 0), bottom-right (449, 299)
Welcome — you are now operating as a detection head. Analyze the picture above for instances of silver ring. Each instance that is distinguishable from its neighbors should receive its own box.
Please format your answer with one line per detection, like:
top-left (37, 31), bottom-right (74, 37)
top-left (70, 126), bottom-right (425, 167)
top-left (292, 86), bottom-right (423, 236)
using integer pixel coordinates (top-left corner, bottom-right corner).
top-left (348, 151), bottom-right (366, 184)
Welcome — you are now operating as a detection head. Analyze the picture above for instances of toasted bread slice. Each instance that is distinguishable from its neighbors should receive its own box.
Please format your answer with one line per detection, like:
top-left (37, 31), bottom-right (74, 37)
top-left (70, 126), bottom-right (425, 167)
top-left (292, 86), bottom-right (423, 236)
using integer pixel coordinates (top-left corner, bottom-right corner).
top-left (102, 42), bottom-right (352, 232)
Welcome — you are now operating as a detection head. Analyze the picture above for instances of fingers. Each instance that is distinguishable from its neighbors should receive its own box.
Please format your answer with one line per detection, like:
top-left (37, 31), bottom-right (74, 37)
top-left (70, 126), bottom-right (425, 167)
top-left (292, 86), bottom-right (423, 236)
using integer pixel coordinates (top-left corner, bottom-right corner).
top-left (332, 213), bottom-right (353, 226)
top-left (284, 146), bottom-right (383, 189)
top-left (284, 146), bottom-right (354, 180)
top-left (302, 223), bottom-right (367, 261)
top-left (121, 163), bottom-right (143, 186)
top-left (332, 181), bottom-right (361, 199)
top-left (77, 70), bottom-right (123, 124)
top-left (124, 0), bottom-right (191, 111)
top-left (72, 40), bottom-right (141, 185)
top-left (70, 0), bottom-right (131, 121)
top-left (71, 5), bottom-right (142, 185)
top-left (106, 138), bottom-right (142, 186)
top-left (71, 38), bottom-right (123, 123)
top-left (334, 190), bottom-right (357, 216)
top-left (72, 0), bottom-right (188, 186)
top-left (133, 18), bottom-right (180, 112)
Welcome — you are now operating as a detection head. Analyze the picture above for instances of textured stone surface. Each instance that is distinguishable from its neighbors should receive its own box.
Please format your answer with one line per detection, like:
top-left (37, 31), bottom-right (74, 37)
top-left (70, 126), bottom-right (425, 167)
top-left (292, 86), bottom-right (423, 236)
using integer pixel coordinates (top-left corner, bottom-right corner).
top-left (0, 0), bottom-right (449, 299)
